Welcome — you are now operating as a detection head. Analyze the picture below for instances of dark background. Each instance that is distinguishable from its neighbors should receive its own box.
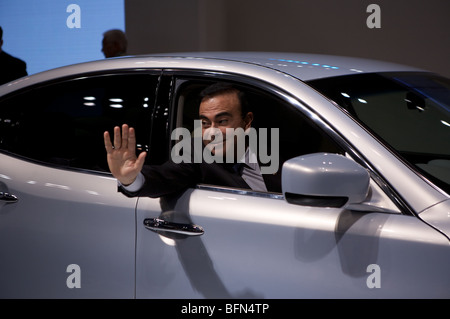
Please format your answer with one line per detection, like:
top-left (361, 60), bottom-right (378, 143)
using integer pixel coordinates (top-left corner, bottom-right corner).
top-left (124, 0), bottom-right (450, 77)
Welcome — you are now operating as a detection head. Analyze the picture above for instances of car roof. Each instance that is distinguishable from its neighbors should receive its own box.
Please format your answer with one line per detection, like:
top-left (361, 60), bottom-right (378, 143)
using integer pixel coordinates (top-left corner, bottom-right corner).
top-left (0, 52), bottom-right (426, 96)
top-left (164, 51), bottom-right (425, 81)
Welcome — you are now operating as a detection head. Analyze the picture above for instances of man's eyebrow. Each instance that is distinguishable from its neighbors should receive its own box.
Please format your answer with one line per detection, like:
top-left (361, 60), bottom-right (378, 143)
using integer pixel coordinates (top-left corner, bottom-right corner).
top-left (199, 112), bottom-right (233, 120)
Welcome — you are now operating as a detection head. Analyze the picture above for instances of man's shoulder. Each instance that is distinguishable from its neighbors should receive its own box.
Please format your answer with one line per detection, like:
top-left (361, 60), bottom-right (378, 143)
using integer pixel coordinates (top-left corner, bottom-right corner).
top-left (0, 51), bottom-right (26, 66)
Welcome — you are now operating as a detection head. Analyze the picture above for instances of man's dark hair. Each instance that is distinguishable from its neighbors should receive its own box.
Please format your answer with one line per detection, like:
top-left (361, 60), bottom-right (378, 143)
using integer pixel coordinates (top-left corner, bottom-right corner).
top-left (200, 82), bottom-right (250, 118)
top-left (0, 26), bottom-right (3, 41)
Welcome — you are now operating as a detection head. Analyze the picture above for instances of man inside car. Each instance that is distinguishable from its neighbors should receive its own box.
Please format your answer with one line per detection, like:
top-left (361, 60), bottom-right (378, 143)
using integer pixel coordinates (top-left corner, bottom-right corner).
top-left (103, 83), bottom-right (282, 197)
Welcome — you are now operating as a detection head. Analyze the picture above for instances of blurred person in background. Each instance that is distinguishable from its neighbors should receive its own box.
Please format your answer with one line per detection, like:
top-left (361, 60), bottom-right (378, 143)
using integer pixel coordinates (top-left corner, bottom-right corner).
top-left (102, 29), bottom-right (127, 58)
top-left (0, 26), bottom-right (27, 85)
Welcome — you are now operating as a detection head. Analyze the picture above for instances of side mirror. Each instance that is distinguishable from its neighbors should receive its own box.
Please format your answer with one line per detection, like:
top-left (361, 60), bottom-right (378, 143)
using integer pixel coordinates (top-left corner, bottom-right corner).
top-left (282, 153), bottom-right (370, 208)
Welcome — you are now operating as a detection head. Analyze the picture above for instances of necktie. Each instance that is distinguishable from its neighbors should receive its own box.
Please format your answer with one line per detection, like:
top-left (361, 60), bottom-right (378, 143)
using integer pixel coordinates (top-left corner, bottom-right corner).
top-left (232, 163), bottom-right (245, 175)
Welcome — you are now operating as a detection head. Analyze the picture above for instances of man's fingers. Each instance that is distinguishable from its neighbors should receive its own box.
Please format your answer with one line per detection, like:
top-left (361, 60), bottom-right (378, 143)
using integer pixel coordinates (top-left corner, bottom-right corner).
top-left (135, 151), bottom-right (147, 170)
top-left (113, 125), bottom-right (122, 149)
top-left (105, 124), bottom-right (138, 155)
top-left (104, 131), bottom-right (114, 153)
top-left (121, 124), bottom-right (129, 150)
top-left (128, 126), bottom-right (137, 152)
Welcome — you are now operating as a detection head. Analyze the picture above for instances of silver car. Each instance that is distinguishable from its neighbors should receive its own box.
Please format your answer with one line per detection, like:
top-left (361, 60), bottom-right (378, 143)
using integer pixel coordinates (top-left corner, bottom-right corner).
top-left (0, 52), bottom-right (449, 298)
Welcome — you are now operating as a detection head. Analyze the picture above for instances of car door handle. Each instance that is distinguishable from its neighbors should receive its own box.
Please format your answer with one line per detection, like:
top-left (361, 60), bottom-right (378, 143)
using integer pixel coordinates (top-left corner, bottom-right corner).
top-left (143, 218), bottom-right (204, 236)
top-left (0, 192), bottom-right (18, 203)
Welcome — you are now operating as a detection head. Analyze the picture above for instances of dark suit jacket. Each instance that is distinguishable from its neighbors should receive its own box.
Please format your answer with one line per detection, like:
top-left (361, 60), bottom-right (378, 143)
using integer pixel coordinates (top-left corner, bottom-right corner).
top-left (0, 51), bottom-right (27, 85)
top-left (119, 159), bottom-right (282, 198)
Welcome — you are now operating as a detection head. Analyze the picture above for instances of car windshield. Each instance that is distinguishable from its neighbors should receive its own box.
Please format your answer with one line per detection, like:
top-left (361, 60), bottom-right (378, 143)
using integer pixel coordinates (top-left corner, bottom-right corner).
top-left (308, 72), bottom-right (450, 194)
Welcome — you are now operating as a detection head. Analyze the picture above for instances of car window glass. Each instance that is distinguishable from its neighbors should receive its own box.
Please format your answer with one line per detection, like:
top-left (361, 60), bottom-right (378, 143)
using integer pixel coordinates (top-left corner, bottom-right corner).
top-left (0, 73), bottom-right (159, 172)
top-left (308, 72), bottom-right (450, 193)
top-left (173, 80), bottom-right (344, 193)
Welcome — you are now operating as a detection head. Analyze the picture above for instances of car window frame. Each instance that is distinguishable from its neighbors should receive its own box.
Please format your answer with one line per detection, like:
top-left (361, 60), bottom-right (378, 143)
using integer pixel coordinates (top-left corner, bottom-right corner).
top-left (159, 69), bottom-right (419, 217)
top-left (0, 69), bottom-right (163, 176)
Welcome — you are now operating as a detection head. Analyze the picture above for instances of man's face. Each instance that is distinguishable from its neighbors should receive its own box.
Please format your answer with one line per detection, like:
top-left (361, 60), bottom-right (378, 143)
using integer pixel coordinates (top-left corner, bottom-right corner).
top-left (199, 91), bottom-right (253, 160)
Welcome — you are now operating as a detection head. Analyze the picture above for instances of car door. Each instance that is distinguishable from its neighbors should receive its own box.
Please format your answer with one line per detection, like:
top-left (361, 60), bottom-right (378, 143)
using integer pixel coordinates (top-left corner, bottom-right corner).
top-left (0, 72), bottom-right (160, 298)
top-left (135, 74), bottom-right (450, 299)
